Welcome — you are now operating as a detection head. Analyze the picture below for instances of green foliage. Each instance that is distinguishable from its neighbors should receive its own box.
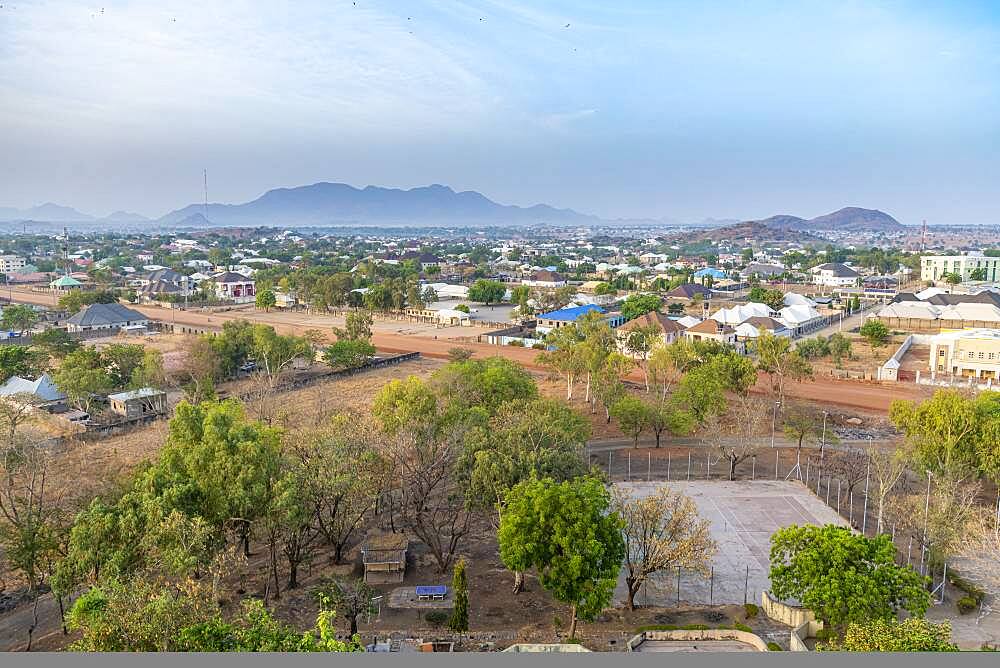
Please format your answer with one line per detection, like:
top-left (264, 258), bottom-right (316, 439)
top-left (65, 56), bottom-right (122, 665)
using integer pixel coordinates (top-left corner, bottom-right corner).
top-left (673, 364), bottom-right (726, 421)
top-left (333, 310), bottom-right (373, 342)
top-left (734, 622), bottom-right (753, 633)
top-left (1, 303), bottom-right (39, 334)
top-left (828, 333), bottom-right (852, 367)
top-left (957, 596), bottom-right (977, 615)
top-left (819, 618), bottom-right (958, 652)
top-left (621, 293), bottom-right (663, 321)
top-left (449, 558), bottom-right (469, 632)
top-left (424, 610), bottom-right (449, 626)
top-left (769, 524), bottom-right (930, 629)
top-left (593, 282), bottom-right (616, 296)
top-left (859, 320), bottom-right (890, 348)
top-left (0, 345), bottom-right (47, 383)
top-left (610, 395), bottom-right (649, 446)
top-left (748, 287), bottom-right (785, 311)
top-left (498, 476), bottom-right (625, 636)
top-left (255, 289), bottom-right (276, 311)
top-left (52, 346), bottom-right (114, 411)
top-left (743, 603), bottom-right (759, 619)
top-left (454, 303), bottom-right (470, 313)
top-left (29, 327), bottom-right (80, 359)
top-left (766, 642), bottom-right (783, 651)
top-left (467, 279), bottom-right (506, 305)
top-left (58, 289), bottom-right (118, 314)
top-left (323, 339), bottom-right (375, 370)
top-left (430, 356), bottom-right (537, 416)
top-left (796, 336), bottom-right (830, 359)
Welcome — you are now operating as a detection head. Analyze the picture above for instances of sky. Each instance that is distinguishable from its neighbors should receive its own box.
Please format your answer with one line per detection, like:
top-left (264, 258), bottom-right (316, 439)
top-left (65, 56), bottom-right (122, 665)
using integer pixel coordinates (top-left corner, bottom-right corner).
top-left (1, 0), bottom-right (999, 223)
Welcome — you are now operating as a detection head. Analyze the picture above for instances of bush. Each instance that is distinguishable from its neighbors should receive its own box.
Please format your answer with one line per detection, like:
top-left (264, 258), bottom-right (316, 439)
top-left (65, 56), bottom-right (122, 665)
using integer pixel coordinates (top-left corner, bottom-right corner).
top-left (424, 611), bottom-right (449, 626)
top-left (531, 343), bottom-right (546, 350)
top-left (814, 627), bottom-right (837, 642)
top-left (743, 603), bottom-right (759, 619)
top-left (734, 622), bottom-right (753, 633)
top-left (767, 642), bottom-right (783, 651)
top-left (507, 339), bottom-right (524, 347)
top-left (957, 596), bottom-right (978, 615)
top-left (635, 623), bottom-right (710, 632)
top-left (950, 573), bottom-right (985, 605)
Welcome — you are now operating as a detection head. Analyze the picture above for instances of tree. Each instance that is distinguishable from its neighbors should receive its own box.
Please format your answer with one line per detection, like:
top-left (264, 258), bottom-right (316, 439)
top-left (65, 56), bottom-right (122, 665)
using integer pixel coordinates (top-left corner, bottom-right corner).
top-left (1, 303), bottom-right (38, 335)
top-left (430, 356), bottom-right (537, 416)
top-left (710, 395), bottom-right (768, 480)
top-left (101, 343), bottom-right (147, 389)
top-left (611, 396), bottom-right (649, 447)
top-left (672, 363), bottom-right (726, 422)
top-left (621, 324), bottom-right (661, 391)
top-left (889, 390), bottom-right (980, 479)
top-left (130, 348), bottom-right (167, 389)
top-left (860, 320), bottom-right (890, 349)
top-left (647, 339), bottom-right (701, 401)
top-left (756, 332), bottom-right (812, 403)
top-left (498, 476), bottom-right (624, 640)
top-left (612, 486), bottom-right (716, 610)
top-left (313, 578), bottom-right (376, 637)
top-left (29, 328), bottom-right (80, 359)
top-left (0, 345), bottom-right (47, 383)
top-left (769, 525), bottom-right (930, 630)
top-left (467, 279), bottom-right (505, 305)
top-left (255, 289), bottom-right (276, 311)
top-left (645, 397), bottom-right (694, 448)
top-left (536, 324), bottom-right (586, 400)
top-left (58, 289), bottom-right (117, 315)
top-left (447, 347), bottom-right (473, 362)
top-left (53, 347), bottom-right (113, 412)
top-left (943, 272), bottom-right (962, 288)
top-left (867, 441), bottom-right (907, 535)
top-left (449, 558), bottom-right (469, 632)
top-left (969, 267), bottom-right (987, 282)
top-left (782, 406), bottom-right (818, 478)
top-left (828, 332), bottom-right (852, 367)
top-left (748, 286), bottom-right (784, 311)
top-left (334, 310), bottom-right (374, 342)
top-left (509, 285), bottom-right (532, 316)
top-left (592, 352), bottom-right (633, 423)
top-left (620, 293), bottom-right (662, 321)
top-left (829, 447), bottom-right (868, 499)
top-left (323, 340), bottom-right (375, 370)
top-left (819, 618), bottom-right (957, 652)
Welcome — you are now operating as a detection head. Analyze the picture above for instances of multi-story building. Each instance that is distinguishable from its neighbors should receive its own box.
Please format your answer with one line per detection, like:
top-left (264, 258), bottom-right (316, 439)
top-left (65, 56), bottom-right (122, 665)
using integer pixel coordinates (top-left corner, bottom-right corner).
top-left (921, 252), bottom-right (1000, 283)
top-left (929, 328), bottom-right (1000, 381)
top-left (0, 255), bottom-right (27, 274)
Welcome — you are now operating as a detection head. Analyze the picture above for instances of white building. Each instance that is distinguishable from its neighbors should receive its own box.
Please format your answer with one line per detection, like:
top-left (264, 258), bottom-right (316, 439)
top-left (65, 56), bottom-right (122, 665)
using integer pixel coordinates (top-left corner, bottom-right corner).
top-left (929, 328), bottom-right (1000, 381)
top-left (810, 263), bottom-right (859, 287)
top-left (0, 255), bottom-right (27, 274)
top-left (921, 252), bottom-right (1000, 283)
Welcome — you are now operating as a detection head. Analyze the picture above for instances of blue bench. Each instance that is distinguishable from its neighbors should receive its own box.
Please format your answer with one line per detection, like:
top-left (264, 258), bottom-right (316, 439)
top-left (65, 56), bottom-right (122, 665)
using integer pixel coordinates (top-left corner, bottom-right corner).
top-left (415, 585), bottom-right (447, 600)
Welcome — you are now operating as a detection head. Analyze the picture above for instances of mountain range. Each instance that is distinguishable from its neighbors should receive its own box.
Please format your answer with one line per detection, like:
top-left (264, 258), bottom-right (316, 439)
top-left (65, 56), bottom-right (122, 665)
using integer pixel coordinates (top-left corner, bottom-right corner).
top-left (0, 203), bottom-right (149, 224)
top-left (750, 207), bottom-right (904, 232)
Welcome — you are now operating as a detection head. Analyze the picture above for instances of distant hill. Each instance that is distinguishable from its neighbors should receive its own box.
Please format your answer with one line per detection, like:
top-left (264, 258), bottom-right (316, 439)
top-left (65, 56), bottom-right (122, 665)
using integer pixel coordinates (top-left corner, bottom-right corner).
top-left (684, 221), bottom-right (824, 243)
top-left (100, 210), bottom-right (149, 223)
top-left (0, 202), bottom-right (95, 222)
top-left (158, 182), bottom-right (597, 227)
top-left (751, 207), bottom-right (904, 232)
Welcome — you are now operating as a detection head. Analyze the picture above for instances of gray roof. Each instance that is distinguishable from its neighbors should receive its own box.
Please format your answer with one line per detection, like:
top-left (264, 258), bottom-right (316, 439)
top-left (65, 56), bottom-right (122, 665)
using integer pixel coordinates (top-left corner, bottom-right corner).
top-left (813, 262), bottom-right (859, 277)
top-left (212, 271), bottom-right (254, 283)
top-left (65, 302), bottom-right (147, 327)
top-left (0, 374), bottom-right (66, 402)
top-left (108, 387), bottom-right (165, 401)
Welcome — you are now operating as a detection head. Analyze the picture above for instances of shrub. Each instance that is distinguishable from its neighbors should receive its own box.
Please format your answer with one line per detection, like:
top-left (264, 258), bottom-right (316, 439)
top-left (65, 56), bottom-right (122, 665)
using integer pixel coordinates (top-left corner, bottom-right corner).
top-left (531, 343), bottom-right (546, 350)
top-left (767, 642), bottom-right (783, 651)
top-left (507, 339), bottom-right (524, 347)
top-left (734, 622), bottom-right (753, 633)
top-left (957, 596), bottom-right (978, 615)
top-left (949, 574), bottom-right (985, 605)
top-left (743, 603), bottom-right (759, 619)
top-left (814, 627), bottom-right (837, 642)
top-left (424, 611), bottom-right (449, 626)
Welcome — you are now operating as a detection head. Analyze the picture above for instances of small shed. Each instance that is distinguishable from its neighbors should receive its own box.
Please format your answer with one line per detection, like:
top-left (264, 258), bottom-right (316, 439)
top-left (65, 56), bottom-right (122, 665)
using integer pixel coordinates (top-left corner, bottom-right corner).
top-left (361, 534), bottom-right (408, 584)
top-left (107, 388), bottom-right (167, 420)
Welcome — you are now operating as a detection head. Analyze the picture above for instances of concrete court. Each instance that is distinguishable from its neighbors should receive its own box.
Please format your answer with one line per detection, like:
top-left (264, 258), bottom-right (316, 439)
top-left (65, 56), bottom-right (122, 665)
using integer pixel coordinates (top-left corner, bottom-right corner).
top-left (613, 480), bottom-right (849, 607)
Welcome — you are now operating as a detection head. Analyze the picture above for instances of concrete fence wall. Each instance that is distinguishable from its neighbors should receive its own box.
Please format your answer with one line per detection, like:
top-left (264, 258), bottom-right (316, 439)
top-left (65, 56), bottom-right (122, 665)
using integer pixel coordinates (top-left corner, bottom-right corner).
top-left (761, 592), bottom-right (823, 652)
top-left (627, 629), bottom-right (770, 652)
top-left (877, 334), bottom-right (913, 381)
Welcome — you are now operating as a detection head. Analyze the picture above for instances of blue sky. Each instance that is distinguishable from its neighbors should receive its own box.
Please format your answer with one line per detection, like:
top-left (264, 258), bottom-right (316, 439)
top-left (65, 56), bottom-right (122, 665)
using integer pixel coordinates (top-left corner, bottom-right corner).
top-left (1, 0), bottom-right (998, 223)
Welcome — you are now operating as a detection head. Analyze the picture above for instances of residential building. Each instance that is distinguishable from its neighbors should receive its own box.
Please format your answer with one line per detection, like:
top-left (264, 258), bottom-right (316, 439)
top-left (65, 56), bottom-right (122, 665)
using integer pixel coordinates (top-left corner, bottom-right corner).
top-left (929, 329), bottom-right (1000, 381)
top-left (65, 302), bottom-right (149, 333)
top-left (535, 304), bottom-right (624, 335)
top-left (810, 263), bottom-right (859, 287)
top-left (211, 271), bottom-right (256, 303)
top-left (617, 311), bottom-right (684, 353)
top-left (523, 270), bottom-right (567, 288)
top-left (664, 283), bottom-right (712, 301)
top-left (683, 318), bottom-right (743, 352)
top-left (108, 388), bottom-right (168, 420)
top-left (0, 373), bottom-right (67, 411)
top-left (921, 252), bottom-right (1000, 283)
top-left (0, 255), bottom-right (27, 274)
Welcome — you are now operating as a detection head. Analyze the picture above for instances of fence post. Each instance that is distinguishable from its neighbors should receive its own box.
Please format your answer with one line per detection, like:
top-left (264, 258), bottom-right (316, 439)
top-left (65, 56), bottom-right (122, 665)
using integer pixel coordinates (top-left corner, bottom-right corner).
top-left (837, 480), bottom-right (841, 514)
top-left (709, 566), bottom-right (714, 605)
top-left (609, 451), bottom-right (613, 480)
top-left (647, 452), bottom-right (651, 482)
top-left (826, 476), bottom-right (831, 505)
top-left (849, 492), bottom-right (854, 525)
top-left (775, 450), bottom-right (779, 480)
top-left (676, 567), bottom-right (681, 605)
top-left (687, 452), bottom-right (691, 480)
top-left (805, 459), bottom-right (810, 486)
top-left (628, 452), bottom-right (632, 481)
top-left (706, 453), bottom-right (711, 479)
top-left (744, 565), bottom-right (749, 605)
top-left (667, 451), bottom-right (671, 481)
top-left (752, 455), bottom-right (756, 480)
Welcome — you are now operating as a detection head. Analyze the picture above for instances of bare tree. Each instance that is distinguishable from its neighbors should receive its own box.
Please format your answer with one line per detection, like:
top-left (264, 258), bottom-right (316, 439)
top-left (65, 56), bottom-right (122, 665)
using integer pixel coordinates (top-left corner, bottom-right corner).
top-left (829, 447), bottom-right (868, 499)
top-left (612, 486), bottom-right (716, 610)
top-left (867, 442), bottom-right (908, 535)
top-left (710, 396), bottom-right (768, 481)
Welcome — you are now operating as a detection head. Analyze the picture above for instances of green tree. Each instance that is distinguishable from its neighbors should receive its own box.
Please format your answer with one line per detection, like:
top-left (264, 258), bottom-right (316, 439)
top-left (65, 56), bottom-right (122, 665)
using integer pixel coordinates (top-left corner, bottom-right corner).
top-left (819, 618), bottom-right (957, 652)
top-left (645, 397), bottom-right (695, 448)
top-left (672, 363), bottom-right (726, 421)
top-left (255, 288), bottom-right (277, 311)
top-left (943, 272), bottom-right (962, 287)
top-left (0, 346), bottom-right (47, 383)
top-left (53, 347), bottom-right (113, 411)
top-left (620, 293), bottom-right (663, 321)
top-left (467, 279), bottom-right (506, 305)
top-left (748, 287), bottom-right (785, 311)
top-left (860, 320), bottom-right (890, 349)
top-left (430, 356), bottom-right (537, 416)
top-left (498, 476), bottom-right (625, 640)
top-left (322, 340), bottom-right (375, 370)
top-left (828, 332), bottom-right (852, 367)
top-left (611, 395), bottom-right (650, 447)
top-left (30, 327), bottom-right (80, 359)
top-left (1, 304), bottom-right (39, 335)
top-left (969, 267), bottom-right (987, 282)
top-left (312, 578), bottom-right (377, 637)
top-left (449, 558), bottom-right (469, 632)
top-left (536, 324), bottom-right (587, 400)
top-left (769, 525), bottom-right (930, 630)
top-left (756, 332), bottom-right (812, 403)
top-left (334, 310), bottom-right (374, 342)
top-left (57, 289), bottom-right (118, 314)
top-left (101, 343), bottom-right (147, 389)
top-left (509, 285), bottom-right (532, 315)
top-left (889, 389), bottom-right (982, 479)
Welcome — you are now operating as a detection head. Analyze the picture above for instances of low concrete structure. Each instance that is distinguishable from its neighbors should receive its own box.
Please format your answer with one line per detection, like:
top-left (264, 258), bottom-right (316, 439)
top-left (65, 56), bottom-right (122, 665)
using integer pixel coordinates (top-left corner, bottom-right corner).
top-left (362, 534), bottom-right (408, 584)
top-left (628, 629), bottom-right (769, 652)
top-left (503, 643), bottom-right (591, 653)
top-left (107, 388), bottom-right (167, 420)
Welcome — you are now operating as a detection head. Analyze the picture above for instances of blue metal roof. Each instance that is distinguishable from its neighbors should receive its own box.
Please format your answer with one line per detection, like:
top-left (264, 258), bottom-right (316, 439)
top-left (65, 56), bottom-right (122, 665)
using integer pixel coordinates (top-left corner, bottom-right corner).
top-left (415, 585), bottom-right (447, 596)
top-left (538, 304), bottom-right (605, 321)
top-left (693, 267), bottom-right (726, 278)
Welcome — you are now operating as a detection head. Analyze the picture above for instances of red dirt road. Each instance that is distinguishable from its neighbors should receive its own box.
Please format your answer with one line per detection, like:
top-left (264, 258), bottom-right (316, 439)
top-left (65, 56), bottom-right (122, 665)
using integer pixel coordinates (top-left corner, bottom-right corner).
top-left (10, 288), bottom-right (926, 413)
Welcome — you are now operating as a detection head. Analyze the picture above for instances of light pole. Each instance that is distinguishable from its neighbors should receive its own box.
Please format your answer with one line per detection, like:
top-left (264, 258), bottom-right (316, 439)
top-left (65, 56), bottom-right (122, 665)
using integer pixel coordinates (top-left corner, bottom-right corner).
top-left (770, 400), bottom-right (781, 448)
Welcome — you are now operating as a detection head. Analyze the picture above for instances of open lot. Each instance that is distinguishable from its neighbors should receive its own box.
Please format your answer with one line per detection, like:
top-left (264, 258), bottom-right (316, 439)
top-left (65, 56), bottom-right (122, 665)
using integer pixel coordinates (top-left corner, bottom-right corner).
top-left (613, 480), bottom-right (849, 607)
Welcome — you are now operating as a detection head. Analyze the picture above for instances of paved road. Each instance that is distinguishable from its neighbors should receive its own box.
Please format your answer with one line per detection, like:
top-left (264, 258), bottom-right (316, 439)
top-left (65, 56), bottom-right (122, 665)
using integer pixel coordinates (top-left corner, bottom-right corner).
top-left (7, 288), bottom-right (925, 413)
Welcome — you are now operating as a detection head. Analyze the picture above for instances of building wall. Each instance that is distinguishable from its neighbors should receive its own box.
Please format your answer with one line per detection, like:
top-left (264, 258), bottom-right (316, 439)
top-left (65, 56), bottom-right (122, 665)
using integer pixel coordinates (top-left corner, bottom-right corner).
top-left (921, 255), bottom-right (1000, 282)
top-left (0, 256), bottom-right (27, 273)
top-left (931, 334), bottom-right (1000, 379)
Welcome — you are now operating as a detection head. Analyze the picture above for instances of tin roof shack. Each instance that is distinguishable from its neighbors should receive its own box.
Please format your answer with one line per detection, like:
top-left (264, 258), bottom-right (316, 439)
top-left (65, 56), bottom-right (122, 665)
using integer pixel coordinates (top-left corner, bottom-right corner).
top-left (107, 388), bottom-right (167, 421)
top-left (362, 534), bottom-right (408, 584)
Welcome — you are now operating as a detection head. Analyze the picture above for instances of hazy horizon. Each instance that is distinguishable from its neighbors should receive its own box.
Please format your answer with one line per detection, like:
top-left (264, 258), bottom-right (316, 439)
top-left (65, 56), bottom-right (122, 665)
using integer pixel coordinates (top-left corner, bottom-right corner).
top-left (2, 1), bottom-right (999, 224)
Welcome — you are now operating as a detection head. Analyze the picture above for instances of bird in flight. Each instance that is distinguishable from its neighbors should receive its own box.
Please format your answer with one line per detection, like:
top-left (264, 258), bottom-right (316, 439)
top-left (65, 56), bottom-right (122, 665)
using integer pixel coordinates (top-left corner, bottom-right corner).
top-left (565, 23), bottom-right (570, 28)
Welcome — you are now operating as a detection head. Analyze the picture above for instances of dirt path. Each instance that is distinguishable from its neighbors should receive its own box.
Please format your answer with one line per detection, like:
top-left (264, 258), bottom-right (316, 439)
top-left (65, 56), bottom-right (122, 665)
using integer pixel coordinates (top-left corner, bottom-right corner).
top-left (8, 288), bottom-right (926, 413)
